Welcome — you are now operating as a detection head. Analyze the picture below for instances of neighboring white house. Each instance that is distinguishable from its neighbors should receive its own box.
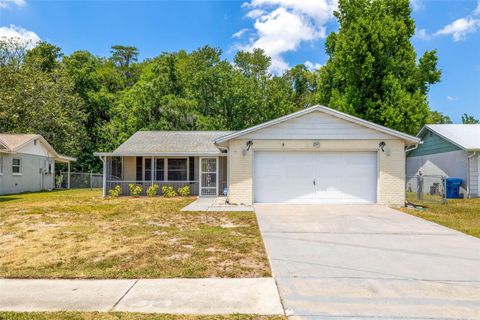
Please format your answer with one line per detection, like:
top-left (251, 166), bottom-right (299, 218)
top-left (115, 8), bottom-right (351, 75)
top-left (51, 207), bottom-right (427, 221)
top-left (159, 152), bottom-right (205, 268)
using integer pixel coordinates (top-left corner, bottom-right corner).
top-left (406, 124), bottom-right (480, 198)
top-left (0, 134), bottom-right (76, 195)
top-left (96, 105), bottom-right (421, 206)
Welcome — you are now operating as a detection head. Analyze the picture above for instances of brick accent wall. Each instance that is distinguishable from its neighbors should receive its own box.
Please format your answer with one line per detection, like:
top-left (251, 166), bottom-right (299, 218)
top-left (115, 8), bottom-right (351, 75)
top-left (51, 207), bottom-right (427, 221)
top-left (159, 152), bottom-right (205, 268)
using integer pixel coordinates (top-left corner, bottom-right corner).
top-left (227, 139), bottom-right (406, 206)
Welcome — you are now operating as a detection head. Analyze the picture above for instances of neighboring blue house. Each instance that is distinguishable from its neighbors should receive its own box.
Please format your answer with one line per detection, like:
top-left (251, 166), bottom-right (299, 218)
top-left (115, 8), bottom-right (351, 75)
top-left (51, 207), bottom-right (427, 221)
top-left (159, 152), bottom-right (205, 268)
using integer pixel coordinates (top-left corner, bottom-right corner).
top-left (406, 124), bottom-right (480, 198)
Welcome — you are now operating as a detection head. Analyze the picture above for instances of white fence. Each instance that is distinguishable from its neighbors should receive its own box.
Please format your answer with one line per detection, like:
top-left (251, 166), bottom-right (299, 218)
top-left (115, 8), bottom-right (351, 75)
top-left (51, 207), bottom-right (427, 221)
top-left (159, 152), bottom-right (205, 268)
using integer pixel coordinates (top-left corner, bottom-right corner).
top-left (56, 172), bottom-right (103, 189)
top-left (406, 175), bottom-right (447, 204)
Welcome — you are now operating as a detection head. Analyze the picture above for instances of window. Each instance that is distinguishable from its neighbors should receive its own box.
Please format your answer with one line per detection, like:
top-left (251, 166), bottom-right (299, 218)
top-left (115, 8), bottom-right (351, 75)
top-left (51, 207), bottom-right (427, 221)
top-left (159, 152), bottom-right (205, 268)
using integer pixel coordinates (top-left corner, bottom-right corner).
top-left (155, 158), bottom-right (164, 181)
top-left (168, 159), bottom-right (187, 181)
top-left (12, 158), bottom-right (21, 174)
top-left (136, 157), bottom-right (143, 181)
top-left (111, 157), bottom-right (122, 179)
top-left (0, 156), bottom-right (3, 174)
top-left (144, 158), bottom-right (152, 181)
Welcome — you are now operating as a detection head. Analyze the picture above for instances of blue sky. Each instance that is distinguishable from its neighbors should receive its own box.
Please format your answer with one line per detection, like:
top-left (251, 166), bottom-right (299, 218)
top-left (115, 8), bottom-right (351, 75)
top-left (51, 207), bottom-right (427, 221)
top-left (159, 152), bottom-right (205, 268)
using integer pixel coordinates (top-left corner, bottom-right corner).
top-left (0, 0), bottom-right (479, 123)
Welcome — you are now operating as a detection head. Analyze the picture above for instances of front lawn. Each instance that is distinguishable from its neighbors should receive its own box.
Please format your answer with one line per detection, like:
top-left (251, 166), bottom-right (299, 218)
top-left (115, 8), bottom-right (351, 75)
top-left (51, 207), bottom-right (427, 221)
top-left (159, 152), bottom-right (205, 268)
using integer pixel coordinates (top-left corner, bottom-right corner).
top-left (399, 198), bottom-right (480, 238)
top-left (0, 312), bottom-right (284, 320)
top-left (0, 189), bottom-right (270, 278)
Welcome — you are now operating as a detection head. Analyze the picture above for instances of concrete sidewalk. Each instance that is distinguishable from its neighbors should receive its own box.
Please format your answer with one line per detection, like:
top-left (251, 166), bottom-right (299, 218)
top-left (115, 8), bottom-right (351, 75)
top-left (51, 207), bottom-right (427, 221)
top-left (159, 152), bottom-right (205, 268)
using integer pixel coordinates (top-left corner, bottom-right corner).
top-left (0, 278), bottom-right (283, 315)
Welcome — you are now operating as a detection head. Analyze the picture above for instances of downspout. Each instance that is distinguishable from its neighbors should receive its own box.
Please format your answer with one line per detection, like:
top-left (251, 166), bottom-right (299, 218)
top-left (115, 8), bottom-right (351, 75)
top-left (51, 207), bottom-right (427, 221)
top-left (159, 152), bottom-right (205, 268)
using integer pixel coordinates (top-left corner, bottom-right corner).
top-left (467, 151), bottom-right (477, 198)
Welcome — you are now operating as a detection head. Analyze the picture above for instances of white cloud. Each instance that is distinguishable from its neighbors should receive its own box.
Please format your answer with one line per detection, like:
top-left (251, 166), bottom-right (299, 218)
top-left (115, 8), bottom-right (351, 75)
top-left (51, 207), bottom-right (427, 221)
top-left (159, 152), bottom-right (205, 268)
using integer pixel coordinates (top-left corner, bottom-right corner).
top-left (235, 0), bottom-right (338, 73)
top-left (434, 1), bottom-right (480, 41)
top-left (435, 17), bottom-right (480, 41)
top-left (246, 9), bottom-right (265, 19)
top-left (415, 28), bottom-right (431, 40)
top-left (410, 0), bottom-right (423, 11)
top-left (475, 1), bottom-right (480, 15)
top-left (0, 25), bottom-right (40, 48)
top-left (304, 60), bottom-right (322, 71)
top-left (233, 28), bottom-right (249, 39)
top-left (446, 96), bottom-right (458, 101)
top-left (0, 0), bottom-right (25, 9)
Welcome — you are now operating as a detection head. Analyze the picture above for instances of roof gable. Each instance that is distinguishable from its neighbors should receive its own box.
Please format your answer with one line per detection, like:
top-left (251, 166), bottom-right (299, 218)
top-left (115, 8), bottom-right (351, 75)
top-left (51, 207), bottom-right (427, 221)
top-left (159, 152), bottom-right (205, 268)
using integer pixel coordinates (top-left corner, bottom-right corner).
top-left (418, 124), bottom-right (480, 151)
top-left (409, 129), bottom-right (461, 157)
top-left (0, 133), bottom-right (75, 162)
top-left (215, 105), bottom-right (420, 144)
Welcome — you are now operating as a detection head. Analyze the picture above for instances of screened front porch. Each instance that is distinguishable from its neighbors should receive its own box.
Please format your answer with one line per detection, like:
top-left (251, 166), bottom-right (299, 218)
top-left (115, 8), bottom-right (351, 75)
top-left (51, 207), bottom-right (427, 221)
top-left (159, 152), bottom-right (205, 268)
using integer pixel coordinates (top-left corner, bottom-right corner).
top-left (102, 155), bottom-right (227, 197)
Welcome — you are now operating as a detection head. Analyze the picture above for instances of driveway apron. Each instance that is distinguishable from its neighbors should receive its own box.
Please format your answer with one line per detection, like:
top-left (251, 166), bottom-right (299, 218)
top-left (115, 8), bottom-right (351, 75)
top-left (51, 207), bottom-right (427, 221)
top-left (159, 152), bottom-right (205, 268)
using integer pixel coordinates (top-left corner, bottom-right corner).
top-left (255, 204), bottom-right (480, 320)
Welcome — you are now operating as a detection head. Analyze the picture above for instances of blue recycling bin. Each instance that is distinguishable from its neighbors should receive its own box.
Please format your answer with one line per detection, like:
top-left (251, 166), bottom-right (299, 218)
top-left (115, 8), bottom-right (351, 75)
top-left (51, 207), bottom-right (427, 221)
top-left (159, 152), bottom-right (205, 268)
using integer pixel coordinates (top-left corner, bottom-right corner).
top-left (446, 178), bottom-right (462, 199)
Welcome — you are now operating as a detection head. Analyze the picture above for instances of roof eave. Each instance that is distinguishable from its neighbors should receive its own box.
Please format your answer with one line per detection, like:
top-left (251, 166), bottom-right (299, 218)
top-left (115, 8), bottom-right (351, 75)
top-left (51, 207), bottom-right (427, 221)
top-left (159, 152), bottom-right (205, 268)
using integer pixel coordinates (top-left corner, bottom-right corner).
top-left (94, 151), bottom-right (226, 157)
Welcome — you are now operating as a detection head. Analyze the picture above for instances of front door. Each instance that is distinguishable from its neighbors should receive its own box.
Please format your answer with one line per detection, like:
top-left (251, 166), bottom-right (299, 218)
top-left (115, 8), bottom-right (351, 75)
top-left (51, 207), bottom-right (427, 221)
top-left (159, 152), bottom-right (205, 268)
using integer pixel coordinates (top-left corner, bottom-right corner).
top-left (200, 157), bottom-right (218, 196)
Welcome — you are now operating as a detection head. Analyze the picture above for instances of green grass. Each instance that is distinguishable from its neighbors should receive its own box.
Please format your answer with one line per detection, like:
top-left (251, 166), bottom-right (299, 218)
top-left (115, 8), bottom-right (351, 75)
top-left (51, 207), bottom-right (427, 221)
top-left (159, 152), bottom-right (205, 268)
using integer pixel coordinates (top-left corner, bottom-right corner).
top-left (0, 189), bottom-right (271, 278)
top-left (0, 312), bottom-right (285, 320)
top-left (398, 198), bottom-right (480, 238)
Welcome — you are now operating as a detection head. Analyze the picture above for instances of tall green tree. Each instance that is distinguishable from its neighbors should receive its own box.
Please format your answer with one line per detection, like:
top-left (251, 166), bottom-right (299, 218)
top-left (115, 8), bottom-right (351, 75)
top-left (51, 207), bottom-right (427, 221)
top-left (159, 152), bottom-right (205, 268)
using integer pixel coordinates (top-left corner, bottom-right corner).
top-left (461, 113), bottom-right (479, 124)
top-left (317, 0), bottom-right (441, 134)
top-left (0, 39), bottom-right (86, 158)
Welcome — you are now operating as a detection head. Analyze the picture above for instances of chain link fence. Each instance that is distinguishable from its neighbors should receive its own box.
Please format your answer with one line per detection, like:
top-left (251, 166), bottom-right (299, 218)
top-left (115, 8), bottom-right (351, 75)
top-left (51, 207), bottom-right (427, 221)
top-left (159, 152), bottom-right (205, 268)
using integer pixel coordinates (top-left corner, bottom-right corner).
top-left (56, 172), bottom-right (103, 189)
top-left (406, 174), bottom-right (447, 204)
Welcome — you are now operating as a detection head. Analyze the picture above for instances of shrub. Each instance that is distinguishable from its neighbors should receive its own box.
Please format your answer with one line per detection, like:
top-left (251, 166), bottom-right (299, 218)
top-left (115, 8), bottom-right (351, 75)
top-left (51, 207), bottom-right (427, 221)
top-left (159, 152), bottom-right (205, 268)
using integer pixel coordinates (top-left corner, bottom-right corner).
top-left (128, 184), bottom-right (143, 197)
top-left (108, 185), bottom-right (122, 198)
top-left (177, 185), bottom-right (190, 197)
top-left (162, 185), bottom-right (177, 197)
top-left (146, 184), bottom-right (159, 197)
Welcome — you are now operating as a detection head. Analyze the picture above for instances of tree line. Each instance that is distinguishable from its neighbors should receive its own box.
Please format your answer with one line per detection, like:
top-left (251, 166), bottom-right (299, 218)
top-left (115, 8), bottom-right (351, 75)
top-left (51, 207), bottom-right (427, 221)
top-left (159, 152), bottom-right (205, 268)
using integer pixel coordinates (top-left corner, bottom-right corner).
top-left (0, 0), bottom-right (476, 172)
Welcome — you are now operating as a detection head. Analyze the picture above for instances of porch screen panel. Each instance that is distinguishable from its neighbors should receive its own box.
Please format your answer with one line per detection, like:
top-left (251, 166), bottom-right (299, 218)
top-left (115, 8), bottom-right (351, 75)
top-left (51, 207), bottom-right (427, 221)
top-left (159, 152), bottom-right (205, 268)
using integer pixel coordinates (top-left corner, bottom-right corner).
top-left (111, 157), bottom-right (122, 180)
top-left (155, 159), bottom-right (164, 181)
top-left (144, 158), bottom-right (152, 181)
top-left (168, 159), bottom-right (187, 181)
top-left (136, 157), bottom-right (142, 181)
top-left (189, 157), bottom-right (195, 181)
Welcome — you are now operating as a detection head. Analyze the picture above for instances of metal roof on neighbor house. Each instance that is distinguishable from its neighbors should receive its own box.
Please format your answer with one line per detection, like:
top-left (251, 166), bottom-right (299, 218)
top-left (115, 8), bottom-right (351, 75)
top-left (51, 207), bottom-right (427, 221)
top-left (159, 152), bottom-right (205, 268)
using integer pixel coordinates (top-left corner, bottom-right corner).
top-left (419, 124), bottom-right (480, 151)
top-left (103, 131), bottom-right (235, 156)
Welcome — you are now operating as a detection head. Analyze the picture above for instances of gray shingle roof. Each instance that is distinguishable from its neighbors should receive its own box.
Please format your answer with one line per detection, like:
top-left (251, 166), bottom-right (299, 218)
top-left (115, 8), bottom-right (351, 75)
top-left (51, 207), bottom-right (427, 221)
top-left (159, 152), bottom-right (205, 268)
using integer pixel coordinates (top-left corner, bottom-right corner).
top-left (112, 131), bottom-right (235, 155)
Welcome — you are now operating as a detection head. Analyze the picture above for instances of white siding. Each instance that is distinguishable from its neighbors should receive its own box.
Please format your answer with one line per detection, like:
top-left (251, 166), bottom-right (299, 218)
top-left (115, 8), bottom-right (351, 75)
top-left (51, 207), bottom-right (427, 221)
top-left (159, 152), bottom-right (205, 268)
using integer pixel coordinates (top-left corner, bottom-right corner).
top-left (17, 139), bottom-right (55, 157)
top-left (242, 111), bottom-right (393, 140)
top-left (469, 154), bottom-right (479, 197)
top-left (406, 150), bottom-right (468, 179)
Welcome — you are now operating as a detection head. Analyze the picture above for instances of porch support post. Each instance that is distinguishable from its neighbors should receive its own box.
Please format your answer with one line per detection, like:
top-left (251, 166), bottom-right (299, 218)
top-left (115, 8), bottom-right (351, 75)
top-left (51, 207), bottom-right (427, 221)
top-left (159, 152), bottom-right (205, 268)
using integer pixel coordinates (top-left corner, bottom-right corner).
top-left (102, 156), bottom-right (107, 198)
top-left (67, 161), bottom-right (71, 190)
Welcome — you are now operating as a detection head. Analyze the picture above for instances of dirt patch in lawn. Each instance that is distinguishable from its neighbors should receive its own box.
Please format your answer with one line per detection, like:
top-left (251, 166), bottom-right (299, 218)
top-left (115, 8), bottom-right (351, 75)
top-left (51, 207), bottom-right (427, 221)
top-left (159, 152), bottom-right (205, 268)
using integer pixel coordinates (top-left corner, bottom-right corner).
top-left (0, 189), bottom-right (271, 279)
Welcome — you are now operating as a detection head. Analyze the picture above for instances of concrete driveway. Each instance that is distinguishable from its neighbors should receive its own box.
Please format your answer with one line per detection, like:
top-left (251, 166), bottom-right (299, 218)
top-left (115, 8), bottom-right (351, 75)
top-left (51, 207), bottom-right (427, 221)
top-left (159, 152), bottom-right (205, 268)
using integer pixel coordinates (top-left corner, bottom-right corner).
top-left (255, 204), bottom-right (480, 320)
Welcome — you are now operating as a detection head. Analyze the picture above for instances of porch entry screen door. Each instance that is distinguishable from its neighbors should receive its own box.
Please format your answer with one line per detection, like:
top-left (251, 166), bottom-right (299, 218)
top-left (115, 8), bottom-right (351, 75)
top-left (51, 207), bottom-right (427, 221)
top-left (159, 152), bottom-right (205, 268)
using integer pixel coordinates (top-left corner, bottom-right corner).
top-left (200, 158), bottom-right (217, 196)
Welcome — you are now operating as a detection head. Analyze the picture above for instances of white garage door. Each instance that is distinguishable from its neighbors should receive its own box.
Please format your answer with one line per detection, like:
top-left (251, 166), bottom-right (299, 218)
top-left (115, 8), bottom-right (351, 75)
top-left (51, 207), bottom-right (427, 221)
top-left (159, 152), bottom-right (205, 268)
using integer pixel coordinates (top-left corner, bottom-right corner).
top-left (254, 151), bottom-right (377, 204)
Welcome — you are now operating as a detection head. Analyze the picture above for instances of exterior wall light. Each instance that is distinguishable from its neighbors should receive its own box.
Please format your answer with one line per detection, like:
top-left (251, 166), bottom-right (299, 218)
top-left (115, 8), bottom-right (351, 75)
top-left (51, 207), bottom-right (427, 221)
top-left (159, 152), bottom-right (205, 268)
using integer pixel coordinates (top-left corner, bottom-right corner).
top-left (379, 141), bottom-right (386, 152)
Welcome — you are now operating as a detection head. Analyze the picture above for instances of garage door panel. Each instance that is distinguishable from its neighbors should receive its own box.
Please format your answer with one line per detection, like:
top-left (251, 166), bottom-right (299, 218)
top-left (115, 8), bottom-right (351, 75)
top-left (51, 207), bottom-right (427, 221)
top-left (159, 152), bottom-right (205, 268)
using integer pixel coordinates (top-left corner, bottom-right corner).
top-left (254, 151), bottom-right (377, 204)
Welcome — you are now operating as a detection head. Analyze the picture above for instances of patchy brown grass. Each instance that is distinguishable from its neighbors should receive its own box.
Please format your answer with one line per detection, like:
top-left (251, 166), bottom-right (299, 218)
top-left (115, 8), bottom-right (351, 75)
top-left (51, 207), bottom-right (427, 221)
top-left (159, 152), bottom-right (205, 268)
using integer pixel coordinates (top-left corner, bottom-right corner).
top-left (0, 312), bottom-right (285, 320)
top-left (0, 189), bottom-right (271, 278)
top-left (398, 198), bottom-right (480, 238)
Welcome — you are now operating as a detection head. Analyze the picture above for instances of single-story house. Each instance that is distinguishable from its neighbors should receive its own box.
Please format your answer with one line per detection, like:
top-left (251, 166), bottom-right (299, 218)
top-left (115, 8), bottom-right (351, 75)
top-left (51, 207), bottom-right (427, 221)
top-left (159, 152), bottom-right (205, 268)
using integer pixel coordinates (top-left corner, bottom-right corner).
top-left (95, 105), bottom-right (420, 206)
top-left (407, 124), bottom-right (480, 198)
top-left (0, 134), bottom-right (76, 195)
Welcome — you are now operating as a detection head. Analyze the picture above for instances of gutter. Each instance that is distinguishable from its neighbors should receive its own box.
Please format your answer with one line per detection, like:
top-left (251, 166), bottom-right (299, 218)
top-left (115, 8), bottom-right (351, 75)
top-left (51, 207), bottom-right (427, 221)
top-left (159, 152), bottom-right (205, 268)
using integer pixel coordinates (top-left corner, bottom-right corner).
top-left (467, 151), bottom-right (477, 198)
